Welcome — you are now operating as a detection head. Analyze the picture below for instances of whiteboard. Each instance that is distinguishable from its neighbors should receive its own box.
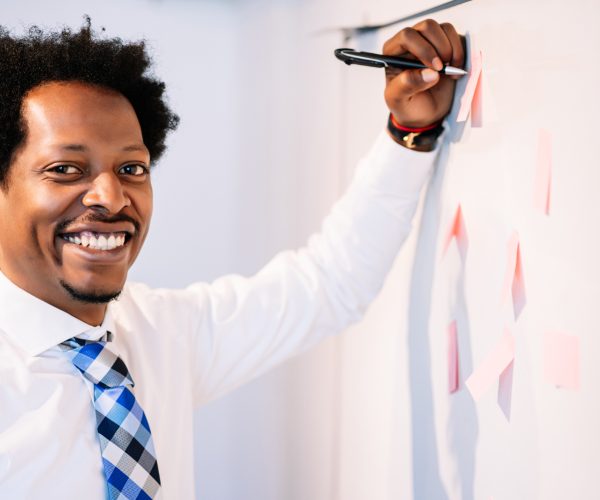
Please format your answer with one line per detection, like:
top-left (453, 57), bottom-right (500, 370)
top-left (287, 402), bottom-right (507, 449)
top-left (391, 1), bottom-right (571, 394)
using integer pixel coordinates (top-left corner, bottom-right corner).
top-left (336, 1), bottom-right (600, 499)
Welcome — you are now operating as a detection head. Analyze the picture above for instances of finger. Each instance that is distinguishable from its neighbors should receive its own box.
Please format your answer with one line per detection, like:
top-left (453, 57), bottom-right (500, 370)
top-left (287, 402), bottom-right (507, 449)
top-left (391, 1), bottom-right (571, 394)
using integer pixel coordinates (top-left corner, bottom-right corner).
top-left (387, 67), bottom-right (440, 100)
top-left (382, 27), bottom-right (443, 71)
top-left (413, 19), bottom-right (453, 65)
top-left (440, 22), bottom-right (465, 69)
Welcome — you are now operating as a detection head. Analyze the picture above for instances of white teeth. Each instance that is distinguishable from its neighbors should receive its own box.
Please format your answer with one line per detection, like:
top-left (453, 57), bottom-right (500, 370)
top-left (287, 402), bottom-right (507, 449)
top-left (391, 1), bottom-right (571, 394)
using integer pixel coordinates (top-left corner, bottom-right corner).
top-left (63, 232), bottom-right (128, 251)
top-left (107, 235), bottom-right (116, 250)
top-left (98, 235), bottom-right (108, 250)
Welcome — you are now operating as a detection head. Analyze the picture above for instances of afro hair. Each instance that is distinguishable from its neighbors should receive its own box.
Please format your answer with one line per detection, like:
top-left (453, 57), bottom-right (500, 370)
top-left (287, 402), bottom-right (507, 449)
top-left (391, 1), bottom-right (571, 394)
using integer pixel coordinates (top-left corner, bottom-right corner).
top-left (0, 16), bottom-right (179, 186)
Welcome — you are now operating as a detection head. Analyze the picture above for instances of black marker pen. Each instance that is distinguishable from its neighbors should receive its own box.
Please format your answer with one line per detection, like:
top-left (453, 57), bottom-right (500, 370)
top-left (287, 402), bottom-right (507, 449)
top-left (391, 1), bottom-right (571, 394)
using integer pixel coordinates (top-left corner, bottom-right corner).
top-left (335, 48), bottom-right (467, 76)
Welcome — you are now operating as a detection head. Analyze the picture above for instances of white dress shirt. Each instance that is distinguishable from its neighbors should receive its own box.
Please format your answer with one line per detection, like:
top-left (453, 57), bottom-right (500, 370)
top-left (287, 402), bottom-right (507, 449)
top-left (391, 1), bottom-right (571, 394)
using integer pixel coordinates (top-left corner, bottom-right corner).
top-left (0, 131), bottom-right (437, 499)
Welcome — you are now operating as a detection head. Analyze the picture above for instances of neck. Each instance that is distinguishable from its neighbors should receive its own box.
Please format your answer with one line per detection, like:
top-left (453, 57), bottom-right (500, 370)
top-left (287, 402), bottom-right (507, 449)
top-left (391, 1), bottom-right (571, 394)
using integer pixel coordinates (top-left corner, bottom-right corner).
top-left (0, 268), bottom-right (110, 326)
top-left (57, 300), bottom-right (108, 326)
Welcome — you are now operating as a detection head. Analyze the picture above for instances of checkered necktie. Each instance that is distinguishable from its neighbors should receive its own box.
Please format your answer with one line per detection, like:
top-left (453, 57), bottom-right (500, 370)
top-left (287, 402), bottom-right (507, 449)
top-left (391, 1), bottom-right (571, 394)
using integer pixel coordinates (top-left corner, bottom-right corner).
top-left (62, 336), bottom-right (161, 500)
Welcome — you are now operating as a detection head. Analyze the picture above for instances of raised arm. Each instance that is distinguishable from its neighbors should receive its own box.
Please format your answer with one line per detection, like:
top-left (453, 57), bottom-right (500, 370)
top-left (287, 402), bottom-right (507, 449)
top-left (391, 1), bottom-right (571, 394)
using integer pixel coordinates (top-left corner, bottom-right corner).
top-left (131, 21), bottom-right (465, 405)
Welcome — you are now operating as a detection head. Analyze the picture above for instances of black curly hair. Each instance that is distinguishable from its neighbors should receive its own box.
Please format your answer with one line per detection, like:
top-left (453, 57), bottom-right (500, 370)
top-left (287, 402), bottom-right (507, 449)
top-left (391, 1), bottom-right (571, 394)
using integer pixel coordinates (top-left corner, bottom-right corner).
top-left (0, 17), bottom-right (179, 187)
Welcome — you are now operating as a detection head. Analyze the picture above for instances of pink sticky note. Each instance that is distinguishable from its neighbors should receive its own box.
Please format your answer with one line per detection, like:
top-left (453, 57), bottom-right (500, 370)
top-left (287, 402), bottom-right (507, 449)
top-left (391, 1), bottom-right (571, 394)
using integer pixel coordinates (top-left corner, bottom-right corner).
top-left (534, 129), bottom-right (552, 215)
top-left (457, 49), bottom-right (483, 122)
top-left (543, 331), bottom-right (580, 390)
top-left (498, 359), bottom-right (514, 420)
top-left (442, 204), bottom-right (468, 259)
top-left (448, 321), bottom-right (459, 393)
top-left (466, 330), bottom-right (515, 401)
top-left (511, 242), bottom-right (526, 319)
top-left (470, 53), bottom-right (483, 127)
top-left (500, 232), bottom-right (526, 319)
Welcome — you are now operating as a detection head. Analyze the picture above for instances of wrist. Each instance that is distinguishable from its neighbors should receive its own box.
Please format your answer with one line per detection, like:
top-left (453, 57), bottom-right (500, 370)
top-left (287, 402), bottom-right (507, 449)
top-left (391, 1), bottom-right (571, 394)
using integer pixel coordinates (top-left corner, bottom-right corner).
top-left (387, 113), bottom-right (444, 152)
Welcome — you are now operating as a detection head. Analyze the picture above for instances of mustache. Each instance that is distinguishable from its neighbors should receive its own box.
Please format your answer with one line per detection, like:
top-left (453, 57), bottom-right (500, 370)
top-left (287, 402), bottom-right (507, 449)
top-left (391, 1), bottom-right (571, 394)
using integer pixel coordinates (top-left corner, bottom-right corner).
top-left (55, 212), bottom-right (141, 235)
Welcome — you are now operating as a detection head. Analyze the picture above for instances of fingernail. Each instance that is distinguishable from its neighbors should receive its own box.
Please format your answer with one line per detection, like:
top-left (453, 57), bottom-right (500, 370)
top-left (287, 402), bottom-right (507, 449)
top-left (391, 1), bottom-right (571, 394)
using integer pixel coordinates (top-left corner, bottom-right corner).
top-left (432, 57), bottom-right (443, 71)
top-left (422, 68), bottom-right (439, 83)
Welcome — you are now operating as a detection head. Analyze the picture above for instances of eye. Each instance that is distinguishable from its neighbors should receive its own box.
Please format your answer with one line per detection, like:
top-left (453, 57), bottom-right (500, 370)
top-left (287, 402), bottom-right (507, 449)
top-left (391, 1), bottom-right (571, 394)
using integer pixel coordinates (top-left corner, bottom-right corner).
top-left (48, 164), bottom-right (81, 175)
top-left (119, 164), bottom-right (149, 176)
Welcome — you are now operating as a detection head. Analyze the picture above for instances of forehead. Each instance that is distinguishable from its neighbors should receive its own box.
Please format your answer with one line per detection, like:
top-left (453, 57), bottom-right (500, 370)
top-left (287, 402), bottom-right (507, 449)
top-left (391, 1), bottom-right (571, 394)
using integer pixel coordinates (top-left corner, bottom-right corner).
top-left (21, 82), bottom-right (143, 148)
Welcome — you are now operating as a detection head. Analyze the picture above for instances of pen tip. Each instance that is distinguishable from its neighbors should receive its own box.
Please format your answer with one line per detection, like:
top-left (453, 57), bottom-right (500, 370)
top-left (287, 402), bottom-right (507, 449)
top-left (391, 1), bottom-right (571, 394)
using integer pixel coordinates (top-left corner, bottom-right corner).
top-left (445, 66), bottom-right (468, 77)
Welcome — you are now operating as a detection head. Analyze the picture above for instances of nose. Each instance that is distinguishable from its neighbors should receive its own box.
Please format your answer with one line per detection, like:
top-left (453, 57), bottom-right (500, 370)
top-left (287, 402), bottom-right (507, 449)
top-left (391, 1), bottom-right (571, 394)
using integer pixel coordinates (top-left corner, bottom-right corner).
top-left (82, 172), bottom-right (130, 214)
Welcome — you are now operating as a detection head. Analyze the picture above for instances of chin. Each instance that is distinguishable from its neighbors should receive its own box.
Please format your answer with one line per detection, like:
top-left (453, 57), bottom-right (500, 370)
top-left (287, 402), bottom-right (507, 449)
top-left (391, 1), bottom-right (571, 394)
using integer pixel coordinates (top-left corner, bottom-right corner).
top-left (60, 280), bottom-right (123, 304)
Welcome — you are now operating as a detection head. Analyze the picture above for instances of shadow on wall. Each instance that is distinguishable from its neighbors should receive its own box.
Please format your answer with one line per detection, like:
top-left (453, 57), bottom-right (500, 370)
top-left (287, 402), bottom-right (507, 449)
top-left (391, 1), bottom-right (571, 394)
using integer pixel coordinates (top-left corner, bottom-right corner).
top-left (448, 260), bottom-right (478, 500)
top-left (406, 113), bottom-right (479, 500)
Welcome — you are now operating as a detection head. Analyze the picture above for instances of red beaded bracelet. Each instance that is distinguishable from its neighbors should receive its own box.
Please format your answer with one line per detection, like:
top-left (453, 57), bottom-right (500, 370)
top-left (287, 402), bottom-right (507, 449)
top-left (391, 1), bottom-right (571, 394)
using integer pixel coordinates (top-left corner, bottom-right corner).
top-left (389, 113), bottom-right (442, 133)
top-left (387, 113), bottom-right (444, 151)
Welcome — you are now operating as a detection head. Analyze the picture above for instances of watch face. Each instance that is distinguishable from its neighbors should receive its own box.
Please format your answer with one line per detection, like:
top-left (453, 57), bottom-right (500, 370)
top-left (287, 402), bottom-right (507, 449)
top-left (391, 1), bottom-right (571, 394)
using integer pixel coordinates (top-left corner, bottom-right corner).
top-left (387, 114), bottom-right (443, 151)
top-left (404, 132), bottom-right (418, 149)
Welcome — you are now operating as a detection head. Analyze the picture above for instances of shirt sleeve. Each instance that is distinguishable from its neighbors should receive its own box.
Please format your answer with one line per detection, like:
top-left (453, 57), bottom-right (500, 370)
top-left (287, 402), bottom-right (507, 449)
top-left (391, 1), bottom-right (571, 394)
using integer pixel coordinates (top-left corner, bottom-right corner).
top-left (187, 130), bottom-right (439, 406)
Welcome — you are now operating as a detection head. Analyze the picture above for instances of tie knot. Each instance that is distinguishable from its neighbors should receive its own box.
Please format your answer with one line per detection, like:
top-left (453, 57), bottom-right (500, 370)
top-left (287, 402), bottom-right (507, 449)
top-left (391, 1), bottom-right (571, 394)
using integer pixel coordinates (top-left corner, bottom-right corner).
top-left (62, 338), bottom-right (134, 389)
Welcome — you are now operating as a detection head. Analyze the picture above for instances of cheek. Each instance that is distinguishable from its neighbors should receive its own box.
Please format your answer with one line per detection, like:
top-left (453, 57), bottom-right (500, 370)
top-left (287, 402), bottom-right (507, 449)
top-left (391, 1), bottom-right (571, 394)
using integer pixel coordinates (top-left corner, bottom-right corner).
top-left (0, 194), bottom-right (46, 266)
top-left (12, 185), bottom-right (80, 247)
top-left (134, 185), bottom-right (153, 230)
top-left (128, 186), bottom-right (153, 250)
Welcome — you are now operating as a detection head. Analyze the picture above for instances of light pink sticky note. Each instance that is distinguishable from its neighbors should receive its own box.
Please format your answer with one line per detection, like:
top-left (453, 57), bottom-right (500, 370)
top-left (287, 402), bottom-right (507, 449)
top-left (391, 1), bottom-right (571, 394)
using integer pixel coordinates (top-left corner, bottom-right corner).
top-left (448, 321), bottom-right (459, 393)
top-left (543, 331), bottom-right (580, 390)
top-left (534, 129), bottom-right (552, 215)
top-left (498, 359), bottom-right (514, 420)
top-left (500, 232), bottom-right (526, 319)
top-left (457, 49), bottom-right (483, 122)
top-left (466, 330), bottom-right (515, 401)
top-left (511, 242), bottom-right (526, 319)
top-left (442, 204), bottom-right (468, 259)
top-left (470, 53), bottom-right (483, 127)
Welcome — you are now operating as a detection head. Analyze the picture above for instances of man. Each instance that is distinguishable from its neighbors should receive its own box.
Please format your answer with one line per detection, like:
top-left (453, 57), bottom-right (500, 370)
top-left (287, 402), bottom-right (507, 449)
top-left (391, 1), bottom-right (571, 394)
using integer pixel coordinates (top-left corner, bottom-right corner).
top-left (0, 18), bottom-right (463, 499)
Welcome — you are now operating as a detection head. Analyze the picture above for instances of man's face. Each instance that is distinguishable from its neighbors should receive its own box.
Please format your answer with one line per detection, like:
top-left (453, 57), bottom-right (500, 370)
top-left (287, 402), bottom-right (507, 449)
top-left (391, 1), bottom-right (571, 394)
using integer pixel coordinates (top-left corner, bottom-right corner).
top-left (0, 81), bottom-right (152, 320)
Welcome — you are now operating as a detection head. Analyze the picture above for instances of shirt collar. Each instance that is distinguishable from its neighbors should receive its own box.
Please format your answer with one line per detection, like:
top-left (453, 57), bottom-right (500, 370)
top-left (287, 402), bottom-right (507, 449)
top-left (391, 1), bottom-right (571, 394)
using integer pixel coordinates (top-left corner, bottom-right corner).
top-left (0, 271), bottom-right (115, 357)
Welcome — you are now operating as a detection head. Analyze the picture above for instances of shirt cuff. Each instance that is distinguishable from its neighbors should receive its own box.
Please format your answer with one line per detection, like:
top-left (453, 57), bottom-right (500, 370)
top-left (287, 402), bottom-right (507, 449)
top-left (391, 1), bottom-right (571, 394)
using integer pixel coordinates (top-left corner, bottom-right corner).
top-left (355, 129), bottom-right (439, 197)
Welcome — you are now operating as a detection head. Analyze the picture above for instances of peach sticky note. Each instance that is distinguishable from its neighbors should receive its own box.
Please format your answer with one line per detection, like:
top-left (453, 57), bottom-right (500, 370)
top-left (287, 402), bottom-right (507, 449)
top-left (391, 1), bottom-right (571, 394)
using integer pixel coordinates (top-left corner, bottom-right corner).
top-left (442, 204), bottom-right (468, 260)
top-left (497, 359), bottom-right (514, 420)
top-left (534, 129), bottom-right (552, 215)
top-left (543, 331), bottom-right (580, 390)
top-left (457, 49), bottom-right (483, 122)
top-left (466, 329), bottom-right (515, 401)
top-left (448, 321), bottom-right (459, 393)
top-left (500, 232), bottom-right (526, 320)
top-left (470, 53), bottom-right (483, 127)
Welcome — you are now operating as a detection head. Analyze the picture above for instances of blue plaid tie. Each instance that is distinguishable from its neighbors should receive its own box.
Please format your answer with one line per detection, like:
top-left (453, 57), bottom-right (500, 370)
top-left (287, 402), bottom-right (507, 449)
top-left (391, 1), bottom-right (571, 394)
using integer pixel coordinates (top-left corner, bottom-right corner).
top-left (62, 336), bottom-right (161, 500)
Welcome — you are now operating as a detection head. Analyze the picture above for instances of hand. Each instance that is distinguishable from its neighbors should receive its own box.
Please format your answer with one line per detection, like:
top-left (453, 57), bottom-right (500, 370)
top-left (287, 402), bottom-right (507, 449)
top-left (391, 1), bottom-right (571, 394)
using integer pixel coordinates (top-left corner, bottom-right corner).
top-left (383, 20), bottom-right (465, 128)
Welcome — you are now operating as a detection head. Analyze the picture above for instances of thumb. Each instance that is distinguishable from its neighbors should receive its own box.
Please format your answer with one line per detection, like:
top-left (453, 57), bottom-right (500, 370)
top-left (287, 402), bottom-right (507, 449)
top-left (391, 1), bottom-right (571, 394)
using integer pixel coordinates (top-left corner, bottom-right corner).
top-left (388, 68), bottom-right (440, 98)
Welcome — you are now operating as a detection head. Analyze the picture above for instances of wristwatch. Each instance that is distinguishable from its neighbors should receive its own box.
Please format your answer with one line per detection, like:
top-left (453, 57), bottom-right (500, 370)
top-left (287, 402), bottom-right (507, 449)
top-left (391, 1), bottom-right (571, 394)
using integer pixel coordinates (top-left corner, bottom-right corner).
top-left (387, 113), bottom-right (444, 152)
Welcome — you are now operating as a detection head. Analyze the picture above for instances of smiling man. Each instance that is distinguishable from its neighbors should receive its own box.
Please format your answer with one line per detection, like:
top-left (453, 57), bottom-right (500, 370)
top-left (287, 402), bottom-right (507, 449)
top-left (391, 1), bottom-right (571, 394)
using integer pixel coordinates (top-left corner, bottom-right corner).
top-left (0, 82), bottom-right (153, 324)
top-left (0, 18), bottom-right (463, 500)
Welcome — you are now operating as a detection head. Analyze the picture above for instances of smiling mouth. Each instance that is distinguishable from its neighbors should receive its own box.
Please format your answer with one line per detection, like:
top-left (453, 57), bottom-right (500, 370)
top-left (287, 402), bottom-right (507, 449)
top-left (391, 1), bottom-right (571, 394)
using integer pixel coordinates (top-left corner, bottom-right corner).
top-left (60, 230), bottom-right (131, 251)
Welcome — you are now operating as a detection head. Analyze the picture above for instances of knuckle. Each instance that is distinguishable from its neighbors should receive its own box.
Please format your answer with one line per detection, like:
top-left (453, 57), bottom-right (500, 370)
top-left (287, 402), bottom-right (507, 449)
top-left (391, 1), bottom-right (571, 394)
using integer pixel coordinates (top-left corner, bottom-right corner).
top-left (419, 18), bottom-right (438, 32)
top-left (440, 22), bottom-right (455, 33)
top-left (400, 27), bottom-right (417, 41)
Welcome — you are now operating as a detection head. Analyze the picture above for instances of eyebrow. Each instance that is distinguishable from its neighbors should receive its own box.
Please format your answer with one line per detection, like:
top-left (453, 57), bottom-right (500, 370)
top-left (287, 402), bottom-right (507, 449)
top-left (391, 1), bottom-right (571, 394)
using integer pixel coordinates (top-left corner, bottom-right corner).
top-left (57, 144), bottom-right (148, 153)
